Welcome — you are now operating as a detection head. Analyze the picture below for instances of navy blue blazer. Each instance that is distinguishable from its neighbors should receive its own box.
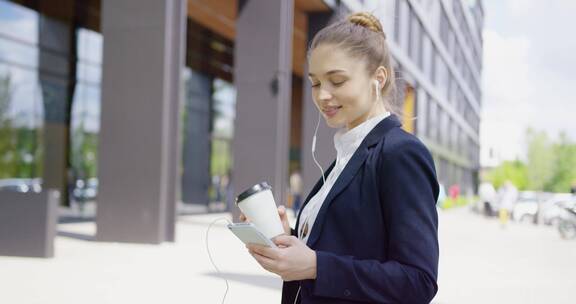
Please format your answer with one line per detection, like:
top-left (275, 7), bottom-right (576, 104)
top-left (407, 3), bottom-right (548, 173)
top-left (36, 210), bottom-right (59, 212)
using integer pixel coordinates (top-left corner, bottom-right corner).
top-left (282, 115), bottom-right (439, 304)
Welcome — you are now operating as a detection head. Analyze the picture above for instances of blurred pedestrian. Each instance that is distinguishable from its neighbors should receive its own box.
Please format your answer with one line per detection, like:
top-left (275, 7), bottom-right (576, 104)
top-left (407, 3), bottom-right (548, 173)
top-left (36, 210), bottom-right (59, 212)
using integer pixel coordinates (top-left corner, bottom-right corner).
top-left (479, 181), bottom-right (496, 217)
top-left (449, 184), bottom-right (460, 200)
top-left (497, 180), bottom-right (518, 228)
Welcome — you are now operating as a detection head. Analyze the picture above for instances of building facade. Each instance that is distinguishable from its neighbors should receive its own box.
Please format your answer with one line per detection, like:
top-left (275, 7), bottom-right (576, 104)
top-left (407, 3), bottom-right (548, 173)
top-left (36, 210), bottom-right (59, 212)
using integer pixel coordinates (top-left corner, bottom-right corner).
top-left (387, 0), bottom-right (484, 196)
top-left (0, 0), bottom-right (483, 248)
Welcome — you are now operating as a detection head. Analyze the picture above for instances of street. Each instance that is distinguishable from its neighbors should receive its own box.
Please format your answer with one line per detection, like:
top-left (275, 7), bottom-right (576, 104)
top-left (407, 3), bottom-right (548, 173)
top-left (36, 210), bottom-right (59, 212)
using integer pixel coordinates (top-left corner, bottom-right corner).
top-left (0, 207), bottom-right (574, 303)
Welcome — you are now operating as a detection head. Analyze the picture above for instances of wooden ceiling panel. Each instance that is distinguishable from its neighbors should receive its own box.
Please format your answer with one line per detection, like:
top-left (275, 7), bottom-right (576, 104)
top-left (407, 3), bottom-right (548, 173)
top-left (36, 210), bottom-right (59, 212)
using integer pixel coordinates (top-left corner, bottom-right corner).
top-left (295, 0), bottom-right (330, 12)
top-left (187, 0), bottom-right (236, 40)
top-left (187, 0), bottom-right (323, 76)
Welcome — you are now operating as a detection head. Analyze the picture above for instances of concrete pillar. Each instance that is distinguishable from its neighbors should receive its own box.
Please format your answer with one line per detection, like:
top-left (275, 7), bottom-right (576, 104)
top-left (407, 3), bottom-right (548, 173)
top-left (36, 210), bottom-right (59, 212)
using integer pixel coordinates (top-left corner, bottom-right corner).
top-left (96, 0), bottom-right (186, 244)
top-left (231, 0), bottom-right (294, 220)
top-left (300, 12), bottom-right (337, 196)
top-left (38, 10), bottom-right (74, 207)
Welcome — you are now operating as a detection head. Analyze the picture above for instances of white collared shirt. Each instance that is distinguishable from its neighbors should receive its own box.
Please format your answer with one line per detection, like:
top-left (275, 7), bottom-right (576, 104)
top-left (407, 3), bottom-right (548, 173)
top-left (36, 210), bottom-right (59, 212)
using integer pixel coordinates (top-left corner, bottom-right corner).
top-left (298, 111), bottom-right (390, 244)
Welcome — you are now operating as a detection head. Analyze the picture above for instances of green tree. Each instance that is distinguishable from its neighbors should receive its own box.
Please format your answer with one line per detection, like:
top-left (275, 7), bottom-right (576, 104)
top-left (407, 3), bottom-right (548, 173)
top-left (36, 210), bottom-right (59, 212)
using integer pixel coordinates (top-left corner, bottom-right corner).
top-left (546, 132), bottom-right (576, 192)
top-left (486, 160), bottom-right (529, 190)
top-left (525, 128), bottom-right (555, 191)
top-left (0, 73), bottom-right (16, 178)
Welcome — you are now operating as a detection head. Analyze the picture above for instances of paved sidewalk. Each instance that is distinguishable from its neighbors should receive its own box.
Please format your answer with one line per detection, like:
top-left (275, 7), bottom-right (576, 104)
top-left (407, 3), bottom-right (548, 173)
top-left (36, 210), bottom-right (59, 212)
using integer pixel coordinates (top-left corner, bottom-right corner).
top-left (433, 208), bottom-right (576, 304)
top-left (0, 212), bottom-right (288, 304)
top-left (1, 207), bottom-right (575, 303)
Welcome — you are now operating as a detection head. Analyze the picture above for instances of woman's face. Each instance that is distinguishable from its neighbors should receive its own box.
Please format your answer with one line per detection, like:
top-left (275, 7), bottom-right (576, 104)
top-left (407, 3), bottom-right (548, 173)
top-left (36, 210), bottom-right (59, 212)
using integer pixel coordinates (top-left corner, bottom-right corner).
top-left (308, 44), bottom-right (382, 130)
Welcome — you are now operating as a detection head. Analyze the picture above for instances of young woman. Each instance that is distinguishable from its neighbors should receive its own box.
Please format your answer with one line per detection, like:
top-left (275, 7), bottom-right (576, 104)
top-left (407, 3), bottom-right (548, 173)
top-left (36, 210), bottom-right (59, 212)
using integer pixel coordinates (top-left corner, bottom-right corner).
top-left (242, 12), bottom-right (439, 304)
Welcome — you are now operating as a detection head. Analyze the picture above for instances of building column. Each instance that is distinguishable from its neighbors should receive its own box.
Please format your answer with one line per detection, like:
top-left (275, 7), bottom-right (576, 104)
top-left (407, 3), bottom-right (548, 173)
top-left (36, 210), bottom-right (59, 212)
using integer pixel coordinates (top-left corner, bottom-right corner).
top-left (96, 0), bottom-right (186, 244)
top-left (300, 12), bottom-right (336, 196)
top-left (38, 3), bottom-right (75, 207)
top-left (231, 0), bottom-right (294, 220)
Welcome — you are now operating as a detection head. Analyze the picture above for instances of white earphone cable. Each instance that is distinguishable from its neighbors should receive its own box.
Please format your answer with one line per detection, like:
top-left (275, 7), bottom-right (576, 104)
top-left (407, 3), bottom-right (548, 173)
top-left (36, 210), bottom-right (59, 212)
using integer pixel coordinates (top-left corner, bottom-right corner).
top-left (312, 110), bottom-right (326, 185)
top-left (205, 217), bottom-right (233, 304)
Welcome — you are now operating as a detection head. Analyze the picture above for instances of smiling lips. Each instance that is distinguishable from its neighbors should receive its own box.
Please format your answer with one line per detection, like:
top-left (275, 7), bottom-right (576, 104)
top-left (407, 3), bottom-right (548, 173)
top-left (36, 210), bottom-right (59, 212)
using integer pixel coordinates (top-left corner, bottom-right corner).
top-left (322, 106), bottom-right (342, 118)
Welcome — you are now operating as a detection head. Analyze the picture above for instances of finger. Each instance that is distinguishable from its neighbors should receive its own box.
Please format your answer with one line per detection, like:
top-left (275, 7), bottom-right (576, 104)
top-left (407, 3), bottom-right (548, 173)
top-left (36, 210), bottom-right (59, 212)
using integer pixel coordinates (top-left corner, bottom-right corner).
top-left (247, 243), bottom-right (278, 259)
top-left (278, 205), bottom-right (286, 215)
top-left (251, 251), bottom-right (276, 270)
top-left (260, 247), bottom-right (280, 259)
top-left (273, 235), bottom-right (297, 247)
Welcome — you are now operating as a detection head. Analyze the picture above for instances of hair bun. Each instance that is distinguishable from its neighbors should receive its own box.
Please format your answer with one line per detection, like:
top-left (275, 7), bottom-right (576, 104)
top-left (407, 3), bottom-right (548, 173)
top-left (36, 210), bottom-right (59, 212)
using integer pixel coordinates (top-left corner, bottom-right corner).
top-left (347, 12), bottom-right (385, 38)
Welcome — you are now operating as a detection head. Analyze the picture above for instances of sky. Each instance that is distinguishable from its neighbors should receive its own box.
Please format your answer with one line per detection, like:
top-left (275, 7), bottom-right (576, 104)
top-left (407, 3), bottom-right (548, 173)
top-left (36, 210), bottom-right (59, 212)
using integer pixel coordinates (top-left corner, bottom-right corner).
top-left (480, 0), bottom-right (576, 166)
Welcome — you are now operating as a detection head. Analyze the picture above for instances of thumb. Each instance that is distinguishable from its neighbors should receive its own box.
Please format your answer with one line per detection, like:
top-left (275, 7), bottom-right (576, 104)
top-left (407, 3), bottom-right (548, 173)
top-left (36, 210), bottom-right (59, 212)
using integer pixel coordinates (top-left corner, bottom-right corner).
top-left (278, 205), bottom-right (288, 218)
top-left (273, 235), bottom-right (296, 247)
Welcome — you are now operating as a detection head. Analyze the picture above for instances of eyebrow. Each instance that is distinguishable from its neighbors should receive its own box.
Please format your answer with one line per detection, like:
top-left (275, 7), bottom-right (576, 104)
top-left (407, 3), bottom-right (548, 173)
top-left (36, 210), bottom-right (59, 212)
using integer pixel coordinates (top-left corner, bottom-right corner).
top-left (308, 69), bottom-right (347, 77)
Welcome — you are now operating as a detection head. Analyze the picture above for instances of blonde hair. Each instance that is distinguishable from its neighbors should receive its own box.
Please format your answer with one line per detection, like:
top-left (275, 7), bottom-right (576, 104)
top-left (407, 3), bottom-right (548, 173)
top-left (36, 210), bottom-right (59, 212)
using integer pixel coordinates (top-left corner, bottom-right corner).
top-left (309, 12), bottom-right (400, 115)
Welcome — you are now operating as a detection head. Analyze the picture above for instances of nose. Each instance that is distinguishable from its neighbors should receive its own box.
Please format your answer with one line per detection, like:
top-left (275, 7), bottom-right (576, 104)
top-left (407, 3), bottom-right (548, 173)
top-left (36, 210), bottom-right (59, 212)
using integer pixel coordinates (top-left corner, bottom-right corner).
top-left (317, 87), bottom-right (332, 101)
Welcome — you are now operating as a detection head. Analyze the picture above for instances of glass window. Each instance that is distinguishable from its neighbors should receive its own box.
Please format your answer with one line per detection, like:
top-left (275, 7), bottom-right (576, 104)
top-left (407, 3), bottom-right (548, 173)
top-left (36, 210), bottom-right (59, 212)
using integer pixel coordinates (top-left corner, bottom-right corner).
top-left (39, 49), bottom-right (68, 76)
top-left (394, 0), bottom-right (401, 43)
top-left (438, 111), bottom-right (446, 147)
top-left (427, 98), bottom-right (437, 141)
top-left (430, 46), bottom-right (437, 84)
top-left (77, 62), bottom-right (101, 84)
top-left (0, 0), bottom-right (39, 44)
top-left (77, 28), bottom-right (103, 65)
top-left (0, 62), bottom-right (43, 180)
top-left (448, 74), bottom-right (457, 104)
top-left (71, 83), bottom-right (101, 181)
top-left (416, 88), bottom-right (427, 138)
top-left (409, 14), bottom-right (422, 68)
top-left (399, 0), bottom-right (411, 51)
top-left (435, 54), bottom-right (448, 99)
top-left (210, 78), bottom-right (237, 180)
top-left (0, 38), bottom-right (38, 68)
top-left (421, 34), bottom-right (432, 78)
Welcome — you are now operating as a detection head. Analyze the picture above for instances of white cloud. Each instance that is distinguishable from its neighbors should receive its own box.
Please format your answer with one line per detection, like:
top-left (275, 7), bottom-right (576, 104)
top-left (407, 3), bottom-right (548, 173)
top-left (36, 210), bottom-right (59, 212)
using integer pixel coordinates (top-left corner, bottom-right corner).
top-left (481, 30), bottom-right (533, 164)
top-left (481, 1), bottom-right (576, 166)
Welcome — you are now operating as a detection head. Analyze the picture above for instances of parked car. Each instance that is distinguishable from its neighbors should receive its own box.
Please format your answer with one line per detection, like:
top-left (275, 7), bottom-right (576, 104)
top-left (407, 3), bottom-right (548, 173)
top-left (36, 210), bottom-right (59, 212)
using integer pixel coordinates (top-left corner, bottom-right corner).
top-left (540, 194), bottom-right (576, 226)
top-left (72, 178), bottom-right (98, 202)
top-left (0, 178), bottom-right (42, 193)
top-left (558, 203), bottom-right (576, 239)
top-left (511, 191), bottom-right (539, 223)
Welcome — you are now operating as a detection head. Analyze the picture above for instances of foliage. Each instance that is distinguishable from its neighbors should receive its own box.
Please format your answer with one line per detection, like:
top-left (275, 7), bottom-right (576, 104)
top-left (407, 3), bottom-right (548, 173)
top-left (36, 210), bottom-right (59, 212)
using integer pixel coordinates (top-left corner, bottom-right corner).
top-left (525, 129), bottom-right (555, 191)
top-left (485, 128), bottom-right (576, 193)
top-left (485, 160), bottom-right (528, 190)
top-left (441, 195), bottom-right (477, 209)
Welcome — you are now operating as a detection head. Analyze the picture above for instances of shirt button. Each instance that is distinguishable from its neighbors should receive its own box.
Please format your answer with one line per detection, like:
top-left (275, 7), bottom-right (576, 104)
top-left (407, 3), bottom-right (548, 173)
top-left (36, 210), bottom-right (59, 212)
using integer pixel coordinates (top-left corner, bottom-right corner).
top-left (344, 289), bottom-right (351, 297)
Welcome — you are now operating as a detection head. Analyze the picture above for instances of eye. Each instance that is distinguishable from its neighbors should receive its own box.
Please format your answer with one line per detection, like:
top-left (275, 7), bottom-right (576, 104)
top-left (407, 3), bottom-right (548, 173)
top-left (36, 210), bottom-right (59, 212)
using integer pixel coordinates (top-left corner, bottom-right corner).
top-left (311, 83), bottom-right (320, 88)
top-left (332, 80), bottom-right (346, 87)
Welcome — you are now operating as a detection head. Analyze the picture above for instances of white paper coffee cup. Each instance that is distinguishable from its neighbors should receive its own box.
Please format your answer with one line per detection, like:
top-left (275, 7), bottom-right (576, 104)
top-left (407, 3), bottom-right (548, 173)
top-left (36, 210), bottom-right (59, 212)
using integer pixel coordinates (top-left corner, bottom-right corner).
top-left (236, 182), bottom-right (285, 239)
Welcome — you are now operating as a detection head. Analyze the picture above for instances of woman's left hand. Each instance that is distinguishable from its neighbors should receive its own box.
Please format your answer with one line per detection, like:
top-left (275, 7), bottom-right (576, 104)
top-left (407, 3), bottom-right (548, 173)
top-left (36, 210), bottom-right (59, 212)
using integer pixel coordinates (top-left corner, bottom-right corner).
top-left (246, 235), bottom-right (317, 282)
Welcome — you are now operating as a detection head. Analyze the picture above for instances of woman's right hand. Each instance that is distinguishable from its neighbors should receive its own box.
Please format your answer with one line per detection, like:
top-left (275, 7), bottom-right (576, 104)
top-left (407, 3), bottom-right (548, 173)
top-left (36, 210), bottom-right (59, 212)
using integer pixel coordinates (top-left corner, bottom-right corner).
top-left (239, 205), bottom-right (291, 235)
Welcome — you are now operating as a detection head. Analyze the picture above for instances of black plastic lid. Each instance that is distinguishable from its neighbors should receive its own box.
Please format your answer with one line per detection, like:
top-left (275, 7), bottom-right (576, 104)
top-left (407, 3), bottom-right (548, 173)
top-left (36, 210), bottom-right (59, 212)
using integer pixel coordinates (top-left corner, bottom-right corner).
top-left (236, 182), bottom-right (272, 205)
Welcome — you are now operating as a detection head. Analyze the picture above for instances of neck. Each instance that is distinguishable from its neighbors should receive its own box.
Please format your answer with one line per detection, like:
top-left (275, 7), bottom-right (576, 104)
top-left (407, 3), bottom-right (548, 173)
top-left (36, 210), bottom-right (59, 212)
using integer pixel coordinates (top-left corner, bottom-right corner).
top-left (346, 102), bottom-right (388, 130)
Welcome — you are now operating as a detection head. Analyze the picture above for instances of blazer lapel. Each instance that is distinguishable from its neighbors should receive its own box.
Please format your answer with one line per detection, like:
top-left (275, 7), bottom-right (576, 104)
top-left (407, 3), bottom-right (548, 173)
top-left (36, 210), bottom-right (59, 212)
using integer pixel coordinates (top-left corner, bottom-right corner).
top-left (306, 115), bottom-right (401, 248)
top-left (295, 161), bottom-right (336, 234)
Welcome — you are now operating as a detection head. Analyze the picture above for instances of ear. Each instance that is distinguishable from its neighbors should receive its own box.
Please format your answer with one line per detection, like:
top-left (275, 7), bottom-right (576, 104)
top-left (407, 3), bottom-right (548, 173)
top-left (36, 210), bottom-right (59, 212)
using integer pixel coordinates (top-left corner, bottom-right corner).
top-left (374, 66), bottom-right (388, 89)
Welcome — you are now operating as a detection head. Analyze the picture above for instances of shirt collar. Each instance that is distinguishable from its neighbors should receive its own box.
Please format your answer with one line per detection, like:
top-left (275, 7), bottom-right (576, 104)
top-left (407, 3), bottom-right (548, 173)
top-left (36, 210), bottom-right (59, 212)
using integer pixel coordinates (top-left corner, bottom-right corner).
top-left (334, 111), bottom-right (390, 160)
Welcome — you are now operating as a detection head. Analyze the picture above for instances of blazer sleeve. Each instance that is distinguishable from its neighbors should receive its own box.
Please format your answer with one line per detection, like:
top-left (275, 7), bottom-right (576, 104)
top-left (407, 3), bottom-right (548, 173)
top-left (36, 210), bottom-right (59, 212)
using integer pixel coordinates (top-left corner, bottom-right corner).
top-left (311, 140), bottom-right (440, 304)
